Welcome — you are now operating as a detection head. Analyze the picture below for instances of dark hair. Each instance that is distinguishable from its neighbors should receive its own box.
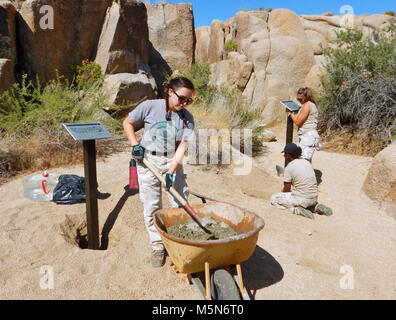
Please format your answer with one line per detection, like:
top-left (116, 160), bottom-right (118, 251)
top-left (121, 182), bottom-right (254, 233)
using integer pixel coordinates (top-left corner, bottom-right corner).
top-left (297, 87), bottom-right (316, 104)
top-left (164, 76), bottom-right (194, 98)
top-left (164, 76), bottom-right (194, 124)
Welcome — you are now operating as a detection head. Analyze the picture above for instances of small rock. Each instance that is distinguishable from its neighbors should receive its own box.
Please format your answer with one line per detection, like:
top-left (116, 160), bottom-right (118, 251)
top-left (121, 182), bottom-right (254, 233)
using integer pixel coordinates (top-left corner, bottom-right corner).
top-left (259, 129), bottom-right (277, 142)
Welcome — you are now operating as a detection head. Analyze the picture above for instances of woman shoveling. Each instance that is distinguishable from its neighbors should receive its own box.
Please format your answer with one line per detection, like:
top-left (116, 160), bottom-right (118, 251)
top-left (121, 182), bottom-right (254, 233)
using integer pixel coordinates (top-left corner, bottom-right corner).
top-left (123, 76), bottom-right (195, 268)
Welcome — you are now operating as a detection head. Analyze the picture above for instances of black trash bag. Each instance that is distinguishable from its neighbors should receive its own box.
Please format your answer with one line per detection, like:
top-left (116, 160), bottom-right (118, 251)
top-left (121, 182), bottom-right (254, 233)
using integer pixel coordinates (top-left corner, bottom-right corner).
top-left (52, 174), bottom-right (86, 205)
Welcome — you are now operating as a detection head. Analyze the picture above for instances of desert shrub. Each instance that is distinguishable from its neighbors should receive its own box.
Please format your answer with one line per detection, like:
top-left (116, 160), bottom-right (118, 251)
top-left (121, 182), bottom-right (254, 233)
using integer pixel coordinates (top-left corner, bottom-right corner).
top-left (384, 11), bottom-right (395, 16)
top-left (75, 59), bottom-right (103, 89)
top-left (179, 63), bottom-right (211, 90)
top-left (0, 71), bottom-right (120, 136)
top-left (224, 39), bottom-right (238, 53)
top-left (0, 61), bottom-right (126, 184)
top-left (179, 63), bottom-right (264, 153)
top-left (318, 24), bottom-right (396, 154)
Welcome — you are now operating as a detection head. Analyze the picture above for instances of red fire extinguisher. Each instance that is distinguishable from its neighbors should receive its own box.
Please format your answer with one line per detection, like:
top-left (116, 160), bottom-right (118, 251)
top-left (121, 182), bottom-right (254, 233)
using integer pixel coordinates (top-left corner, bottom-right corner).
top-left (129, 159), bottom-right (139, 190)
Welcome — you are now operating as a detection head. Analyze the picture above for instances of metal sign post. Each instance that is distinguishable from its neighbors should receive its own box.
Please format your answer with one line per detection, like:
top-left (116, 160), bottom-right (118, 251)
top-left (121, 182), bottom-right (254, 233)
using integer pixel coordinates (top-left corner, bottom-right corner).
top-left (280, 101), bottom-right (301, 168)
top-left (285, 116), bottom-right (294, 167)
top-left (63, 123), bottom-right (112, 250)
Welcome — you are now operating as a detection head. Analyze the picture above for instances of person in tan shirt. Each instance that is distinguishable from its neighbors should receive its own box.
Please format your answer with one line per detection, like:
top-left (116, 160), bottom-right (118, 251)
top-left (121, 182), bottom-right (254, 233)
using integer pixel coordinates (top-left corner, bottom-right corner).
top-left (271, 143), bottom-right (333, 219)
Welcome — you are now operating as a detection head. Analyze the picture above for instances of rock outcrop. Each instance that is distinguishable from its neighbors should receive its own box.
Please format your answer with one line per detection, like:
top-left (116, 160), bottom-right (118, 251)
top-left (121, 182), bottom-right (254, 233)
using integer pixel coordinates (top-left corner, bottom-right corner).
top-left (95, 0), bottom-right (149, 75)
top-left (0, 0), bottom-right (198, 122)
top-left (207, 20), bottom-right (224, 64)
top-left (261, 9), bottom-right (315, 126)
top-left (17, 0), bottom-right (110, 84)
top-left (0, 58), bottom-right (13, 92)
top-left (363, 142), bottom-right (396, 219)
top-left (195, 9), bottom-right (396, 127)
top-left (194, 25), bottom-right (210, 64)
top-left (304, 64), bottom-right (327, 98)
top-left (209, 52), bottom-right (253, 91)
top-left (0, 1), bottom-right (16, 92)
top-left (1, 1), bottom-right (394, 128)
top-left (101, 71), bottom-right (157, 117)
top-left (234, 10), bottom-right (270, 71)
top-left (0, 1), bottom-right (16, 61)
top-left (146, 2), bottom-right (194, 90)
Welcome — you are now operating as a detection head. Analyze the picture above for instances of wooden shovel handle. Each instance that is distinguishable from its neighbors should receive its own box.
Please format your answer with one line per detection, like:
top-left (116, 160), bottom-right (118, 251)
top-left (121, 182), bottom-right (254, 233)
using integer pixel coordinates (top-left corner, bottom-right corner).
top-left (142, 158), bottom-right (187, 206)
top-left (142, 158), bottom-right (206, 227)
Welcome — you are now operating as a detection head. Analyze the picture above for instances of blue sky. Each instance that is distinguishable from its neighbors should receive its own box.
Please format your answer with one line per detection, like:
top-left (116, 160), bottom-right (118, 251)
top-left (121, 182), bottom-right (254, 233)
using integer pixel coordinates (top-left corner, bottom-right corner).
top-left (149, 0), bottom-right (396, 28)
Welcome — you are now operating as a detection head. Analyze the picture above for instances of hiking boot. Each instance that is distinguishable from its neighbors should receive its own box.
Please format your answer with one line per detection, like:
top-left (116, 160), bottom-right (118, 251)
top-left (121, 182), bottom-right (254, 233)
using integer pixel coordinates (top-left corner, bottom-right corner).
top-left (315, 203), bottom-right (333, 216)
top-left (151, 250), bottom-right (166, 268)
top-left (294, 206), bottom-right (315, 220)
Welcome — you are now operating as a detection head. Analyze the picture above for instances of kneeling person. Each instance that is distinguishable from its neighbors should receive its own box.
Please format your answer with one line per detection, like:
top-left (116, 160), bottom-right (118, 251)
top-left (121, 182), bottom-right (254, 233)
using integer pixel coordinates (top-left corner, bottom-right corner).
top-left (271, 143), bottom-right (318, 219)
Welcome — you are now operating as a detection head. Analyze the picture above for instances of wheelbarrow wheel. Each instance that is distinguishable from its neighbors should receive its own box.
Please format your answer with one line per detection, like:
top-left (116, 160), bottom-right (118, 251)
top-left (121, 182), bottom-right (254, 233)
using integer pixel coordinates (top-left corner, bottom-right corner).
top-left (210, 269), bottom-right (241, 300)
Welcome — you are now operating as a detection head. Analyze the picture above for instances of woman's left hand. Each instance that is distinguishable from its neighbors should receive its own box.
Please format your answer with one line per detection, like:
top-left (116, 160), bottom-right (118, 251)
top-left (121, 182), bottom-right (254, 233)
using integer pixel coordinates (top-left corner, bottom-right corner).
top-left (164, 173), bottom-right (174, 191)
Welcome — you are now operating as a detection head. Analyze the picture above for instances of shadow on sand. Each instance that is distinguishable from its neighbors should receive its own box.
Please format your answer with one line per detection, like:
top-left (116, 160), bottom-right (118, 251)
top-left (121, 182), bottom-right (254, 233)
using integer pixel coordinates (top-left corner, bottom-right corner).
top-left (100, 185), bottom-right (138, 250)
top-left (241, 245), bottom-right (284, 299)
top-left (314, 169), bottom-right (323, 186)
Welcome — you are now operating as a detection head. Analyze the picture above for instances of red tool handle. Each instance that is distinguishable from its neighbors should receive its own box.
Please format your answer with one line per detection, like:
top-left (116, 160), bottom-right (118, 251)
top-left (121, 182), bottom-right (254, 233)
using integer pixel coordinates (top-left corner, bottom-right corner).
top-left (41, 180), bottom-right (50, 194)
top-left (142, 158), bottom-right (203, 225)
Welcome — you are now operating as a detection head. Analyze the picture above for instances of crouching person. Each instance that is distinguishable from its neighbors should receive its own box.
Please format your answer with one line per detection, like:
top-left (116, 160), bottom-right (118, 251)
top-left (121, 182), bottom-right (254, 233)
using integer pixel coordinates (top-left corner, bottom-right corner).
top-left (270, 143), bottom-right (318, 219)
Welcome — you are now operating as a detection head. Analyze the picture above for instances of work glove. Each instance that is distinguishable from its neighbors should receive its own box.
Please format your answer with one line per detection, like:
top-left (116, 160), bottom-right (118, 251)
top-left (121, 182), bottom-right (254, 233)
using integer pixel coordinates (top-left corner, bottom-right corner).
top-left (131, 144), bottom-right (144, 163)
top-left (164, 173), bottom-right (174, 191)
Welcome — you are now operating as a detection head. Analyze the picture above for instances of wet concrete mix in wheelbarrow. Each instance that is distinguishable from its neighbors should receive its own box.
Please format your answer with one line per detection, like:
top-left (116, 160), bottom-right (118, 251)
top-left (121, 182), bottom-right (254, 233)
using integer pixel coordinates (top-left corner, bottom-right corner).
top-left (166, 216), bottom-right (239, 241)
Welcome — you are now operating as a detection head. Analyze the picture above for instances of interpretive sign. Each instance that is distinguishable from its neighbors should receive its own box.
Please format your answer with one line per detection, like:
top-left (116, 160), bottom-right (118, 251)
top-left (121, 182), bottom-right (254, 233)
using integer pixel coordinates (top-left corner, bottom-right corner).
top-left (63, 123), bottom-right (112, 141)
top-left (63, 123), bottom-right (112, 250)
top-left (280, 100), bottom-right (301, 113)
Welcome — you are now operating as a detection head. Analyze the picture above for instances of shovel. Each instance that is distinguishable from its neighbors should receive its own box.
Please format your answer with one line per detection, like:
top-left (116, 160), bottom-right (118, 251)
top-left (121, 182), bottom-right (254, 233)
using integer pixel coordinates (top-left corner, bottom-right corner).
top-left (142, 158), bottom-right (216, 239)
top-left (276, 165), bottom-right (284, 176)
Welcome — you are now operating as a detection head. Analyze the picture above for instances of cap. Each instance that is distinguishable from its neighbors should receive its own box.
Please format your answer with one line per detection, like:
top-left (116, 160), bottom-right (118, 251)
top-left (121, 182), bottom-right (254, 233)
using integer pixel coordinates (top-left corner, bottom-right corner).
top-left (281, 143), bottom-right (302, 158)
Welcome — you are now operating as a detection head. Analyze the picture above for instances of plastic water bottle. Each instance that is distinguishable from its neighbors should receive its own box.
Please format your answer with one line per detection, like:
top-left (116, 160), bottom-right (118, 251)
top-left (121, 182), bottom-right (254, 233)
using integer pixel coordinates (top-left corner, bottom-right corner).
top-left (22, 170), bottom-right (59, 202)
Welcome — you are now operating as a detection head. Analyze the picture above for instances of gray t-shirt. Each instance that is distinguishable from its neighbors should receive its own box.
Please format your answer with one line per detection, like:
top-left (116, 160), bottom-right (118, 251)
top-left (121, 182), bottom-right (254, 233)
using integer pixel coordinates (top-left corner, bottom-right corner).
top-left (284, 158), bottom-right (318, 199)
top-left (129, 99), bottom-right (195, 153)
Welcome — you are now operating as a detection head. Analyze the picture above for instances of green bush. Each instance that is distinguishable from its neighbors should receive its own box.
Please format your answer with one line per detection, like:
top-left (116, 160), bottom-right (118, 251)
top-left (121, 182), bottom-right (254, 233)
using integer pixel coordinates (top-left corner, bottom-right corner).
top-left (318, 24), bottom-right (396, 150)
top-left (75, 59), bottom-right (103, 89)
top-left (0, 61), bottom-right (126, 183)
top-left (180, 63), bottom-right (211, 90)
top-left (384, 11), bottom-right (395, 16)
top-left (0, 63), bottom-right (121, 138)
top-left (224, 39), bottom-right (238, 53)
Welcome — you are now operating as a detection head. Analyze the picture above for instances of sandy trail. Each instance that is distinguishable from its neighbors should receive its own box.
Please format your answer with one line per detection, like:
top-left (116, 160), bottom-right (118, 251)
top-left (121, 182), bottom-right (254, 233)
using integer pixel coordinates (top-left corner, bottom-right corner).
top-left (0, 133), bottom-right (395, 300)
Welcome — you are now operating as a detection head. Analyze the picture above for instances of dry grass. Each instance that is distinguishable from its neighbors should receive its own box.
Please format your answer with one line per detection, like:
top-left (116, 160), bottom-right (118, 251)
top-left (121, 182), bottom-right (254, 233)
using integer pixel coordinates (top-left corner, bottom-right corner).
top-left (0, 129), bottom-right (128, 186)
top-left (319, 127), bottom-right (391, 157)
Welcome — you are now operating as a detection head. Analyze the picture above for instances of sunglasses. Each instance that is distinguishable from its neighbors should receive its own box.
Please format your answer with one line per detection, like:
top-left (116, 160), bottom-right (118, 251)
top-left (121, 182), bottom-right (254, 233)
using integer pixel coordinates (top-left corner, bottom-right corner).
top-left (173, 90), bottom-right (193, 105)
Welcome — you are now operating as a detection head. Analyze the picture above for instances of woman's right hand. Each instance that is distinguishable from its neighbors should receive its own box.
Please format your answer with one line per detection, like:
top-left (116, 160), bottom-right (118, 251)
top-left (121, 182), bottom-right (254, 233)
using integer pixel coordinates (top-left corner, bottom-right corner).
top-left (132, 144), bottom-right (145, 163)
